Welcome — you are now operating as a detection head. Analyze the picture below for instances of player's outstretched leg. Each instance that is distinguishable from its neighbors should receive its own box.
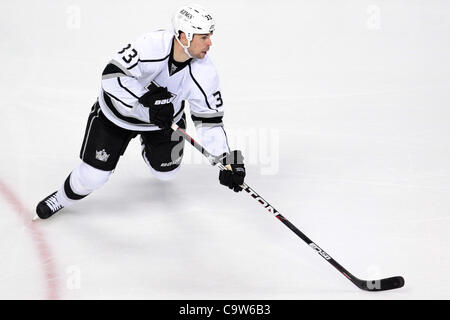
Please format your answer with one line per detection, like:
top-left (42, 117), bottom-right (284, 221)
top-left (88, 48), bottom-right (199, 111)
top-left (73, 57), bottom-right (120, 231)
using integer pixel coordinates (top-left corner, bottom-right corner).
top-left (35, 161), bottom-right (112, 219)
top-left (35, 101), bottom-right (136, 220)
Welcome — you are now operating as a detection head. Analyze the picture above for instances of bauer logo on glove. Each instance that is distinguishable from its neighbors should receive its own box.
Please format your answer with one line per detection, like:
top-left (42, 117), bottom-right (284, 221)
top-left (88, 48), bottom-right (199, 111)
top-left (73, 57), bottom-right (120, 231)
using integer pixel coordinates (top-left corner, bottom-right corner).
top-left (138, 86), bottom-right (175, 129)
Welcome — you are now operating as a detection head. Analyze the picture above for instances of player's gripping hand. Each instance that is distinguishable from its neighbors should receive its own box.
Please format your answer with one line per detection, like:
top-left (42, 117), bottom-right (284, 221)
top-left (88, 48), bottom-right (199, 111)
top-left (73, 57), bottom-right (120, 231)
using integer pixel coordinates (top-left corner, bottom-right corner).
top-left (215, 150), bottom-right (246, 192)
top-left (139, 87), bottom-right (174, 129)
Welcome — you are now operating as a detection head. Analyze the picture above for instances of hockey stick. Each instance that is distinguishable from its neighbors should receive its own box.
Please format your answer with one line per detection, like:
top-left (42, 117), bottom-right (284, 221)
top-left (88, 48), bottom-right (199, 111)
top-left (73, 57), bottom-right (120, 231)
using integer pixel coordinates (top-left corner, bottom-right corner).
top-left (171, 123), bottom-right (405, 291)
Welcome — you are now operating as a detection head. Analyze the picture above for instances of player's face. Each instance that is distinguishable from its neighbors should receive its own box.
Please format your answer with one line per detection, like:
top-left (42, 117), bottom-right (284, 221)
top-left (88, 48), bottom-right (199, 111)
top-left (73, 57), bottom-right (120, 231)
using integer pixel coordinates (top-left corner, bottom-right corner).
top-left (188, 33), bottom-right (213, 59)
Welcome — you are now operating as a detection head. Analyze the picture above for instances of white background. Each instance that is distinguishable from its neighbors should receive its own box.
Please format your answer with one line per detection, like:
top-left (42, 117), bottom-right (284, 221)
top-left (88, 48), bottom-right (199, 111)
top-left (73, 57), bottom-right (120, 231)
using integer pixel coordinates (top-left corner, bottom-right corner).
top-left (0, 0), bottom-right (449, 299)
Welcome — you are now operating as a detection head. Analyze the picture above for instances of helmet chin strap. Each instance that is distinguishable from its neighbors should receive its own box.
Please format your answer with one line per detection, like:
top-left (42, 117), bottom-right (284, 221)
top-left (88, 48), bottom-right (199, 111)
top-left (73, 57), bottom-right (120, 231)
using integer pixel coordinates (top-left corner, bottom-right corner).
top-left (175, 36), bottom-right (193, 59)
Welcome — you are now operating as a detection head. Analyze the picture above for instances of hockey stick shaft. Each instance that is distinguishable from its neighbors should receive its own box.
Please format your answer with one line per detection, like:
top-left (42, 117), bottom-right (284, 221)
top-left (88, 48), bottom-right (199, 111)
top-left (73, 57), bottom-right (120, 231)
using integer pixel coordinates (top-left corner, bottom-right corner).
top-left (171, 124), bottom-right (404, 291)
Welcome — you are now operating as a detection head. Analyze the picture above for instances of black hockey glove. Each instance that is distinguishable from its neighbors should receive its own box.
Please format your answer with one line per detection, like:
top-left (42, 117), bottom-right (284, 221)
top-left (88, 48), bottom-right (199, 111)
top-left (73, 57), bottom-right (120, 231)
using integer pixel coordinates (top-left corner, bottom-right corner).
top-left (215, 150), bottom-right (246, 192)
top-left (138, 87), bottom-right (174, 129)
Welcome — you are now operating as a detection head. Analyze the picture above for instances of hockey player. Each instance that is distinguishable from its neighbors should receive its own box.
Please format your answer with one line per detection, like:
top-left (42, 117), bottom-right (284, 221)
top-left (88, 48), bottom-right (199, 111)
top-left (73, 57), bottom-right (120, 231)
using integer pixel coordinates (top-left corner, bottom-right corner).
top-left (35, 4), bottom-right (246, 219)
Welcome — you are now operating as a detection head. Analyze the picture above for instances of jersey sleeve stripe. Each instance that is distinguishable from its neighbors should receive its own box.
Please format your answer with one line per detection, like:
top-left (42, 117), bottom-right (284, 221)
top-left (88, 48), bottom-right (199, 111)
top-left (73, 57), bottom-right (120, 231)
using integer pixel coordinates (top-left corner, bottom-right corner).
top-left (109, 59), bottom-right (134, 77)
top-left (191, 110), bottom-right (224, 118)
top-left (102, 91), bottom-right (149, 125)
top-left (117, 78), bottom-right (140, 99)
top-left (102, 63), bottom-right (126, 78)
top-left (103, 90), bottom-right (134, 109)
top-left (191, 114), bottom-right (223, 127)
top-left (103, 73), bottom-right (127, 80)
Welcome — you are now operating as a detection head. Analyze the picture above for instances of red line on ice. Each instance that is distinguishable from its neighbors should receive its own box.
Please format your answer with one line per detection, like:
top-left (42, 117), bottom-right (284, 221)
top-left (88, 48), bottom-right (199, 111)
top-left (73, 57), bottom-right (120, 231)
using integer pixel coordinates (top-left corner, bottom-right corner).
top-left (0, 180), bottom-right (59, 299)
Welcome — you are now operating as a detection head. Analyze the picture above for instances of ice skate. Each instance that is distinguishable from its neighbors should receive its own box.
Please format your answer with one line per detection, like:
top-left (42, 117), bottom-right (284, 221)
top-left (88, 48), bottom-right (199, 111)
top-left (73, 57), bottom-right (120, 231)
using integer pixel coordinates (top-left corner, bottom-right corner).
top-left (35, 191), bottom-right (64, 219)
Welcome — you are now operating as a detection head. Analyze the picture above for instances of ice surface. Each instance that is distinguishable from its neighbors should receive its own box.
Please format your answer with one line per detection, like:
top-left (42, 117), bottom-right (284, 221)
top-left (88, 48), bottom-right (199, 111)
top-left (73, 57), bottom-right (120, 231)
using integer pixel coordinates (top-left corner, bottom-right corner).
top-left (1, 0), bottom-right (449, 299)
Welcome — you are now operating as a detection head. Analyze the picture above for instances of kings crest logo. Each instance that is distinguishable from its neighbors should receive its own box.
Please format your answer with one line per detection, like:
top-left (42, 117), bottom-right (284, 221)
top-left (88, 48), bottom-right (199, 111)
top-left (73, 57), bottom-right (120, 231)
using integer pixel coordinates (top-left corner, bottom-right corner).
top-left (95, 149), bottom-right (110, 162)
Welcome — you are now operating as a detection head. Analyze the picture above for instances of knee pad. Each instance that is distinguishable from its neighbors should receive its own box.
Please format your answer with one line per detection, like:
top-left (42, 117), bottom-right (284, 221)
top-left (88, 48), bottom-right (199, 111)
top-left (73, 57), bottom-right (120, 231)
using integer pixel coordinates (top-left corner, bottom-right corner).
top-left (150, 165), bottom-right (180, 181)
top-left (70, 161), bottom-right (112, 195)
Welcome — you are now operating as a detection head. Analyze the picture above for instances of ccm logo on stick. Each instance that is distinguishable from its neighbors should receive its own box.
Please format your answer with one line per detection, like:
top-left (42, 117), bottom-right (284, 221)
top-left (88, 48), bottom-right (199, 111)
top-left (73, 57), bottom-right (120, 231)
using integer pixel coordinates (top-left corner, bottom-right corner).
top-left (310, 243), bottom-right (332, 260)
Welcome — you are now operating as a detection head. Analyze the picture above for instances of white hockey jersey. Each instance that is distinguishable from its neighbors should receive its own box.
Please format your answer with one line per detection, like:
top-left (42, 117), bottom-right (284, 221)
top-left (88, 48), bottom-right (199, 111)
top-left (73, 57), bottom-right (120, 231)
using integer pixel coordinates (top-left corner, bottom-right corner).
top-left (99, 30), bottom-right (230, 156)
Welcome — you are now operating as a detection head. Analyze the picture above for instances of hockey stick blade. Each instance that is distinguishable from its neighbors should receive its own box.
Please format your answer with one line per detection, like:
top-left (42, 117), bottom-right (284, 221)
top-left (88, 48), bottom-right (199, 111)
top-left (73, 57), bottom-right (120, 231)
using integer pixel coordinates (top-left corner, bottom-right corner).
top-left (355, 276), bottom-right (405, 292)
top-left (278, 214), bottom-right (405, 291)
